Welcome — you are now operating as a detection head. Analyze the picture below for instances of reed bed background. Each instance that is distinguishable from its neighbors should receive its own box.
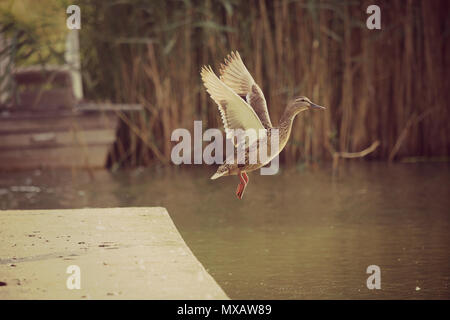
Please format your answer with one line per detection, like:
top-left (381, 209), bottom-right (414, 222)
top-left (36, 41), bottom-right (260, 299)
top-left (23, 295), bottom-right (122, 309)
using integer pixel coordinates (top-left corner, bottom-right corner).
top-left (3, 0), bottom-right (449, 168)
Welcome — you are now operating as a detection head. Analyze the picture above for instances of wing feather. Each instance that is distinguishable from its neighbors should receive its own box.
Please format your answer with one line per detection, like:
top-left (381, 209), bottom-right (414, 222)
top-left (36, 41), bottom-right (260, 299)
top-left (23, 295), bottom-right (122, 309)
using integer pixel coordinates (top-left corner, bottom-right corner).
top-left (201, 65), bottom-right (265, 142)
top-left (219, 51), bottom-right (273, 129)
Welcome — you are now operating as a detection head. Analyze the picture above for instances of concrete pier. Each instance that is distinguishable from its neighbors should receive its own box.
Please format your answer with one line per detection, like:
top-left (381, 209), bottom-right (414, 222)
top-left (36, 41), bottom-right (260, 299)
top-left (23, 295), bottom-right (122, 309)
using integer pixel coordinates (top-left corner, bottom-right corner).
top-left (0, 207), bottom-right (228, 299)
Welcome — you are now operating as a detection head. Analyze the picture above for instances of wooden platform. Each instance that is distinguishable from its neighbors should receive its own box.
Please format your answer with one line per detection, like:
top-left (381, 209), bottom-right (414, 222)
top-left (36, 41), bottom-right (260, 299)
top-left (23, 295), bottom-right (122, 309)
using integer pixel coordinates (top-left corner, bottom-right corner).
top-left (0, 64), bottom-right (142, 170)
top-left (0, 207), bottom-right (228, 300)
top-left (0, 110), bottom-right (119, 170)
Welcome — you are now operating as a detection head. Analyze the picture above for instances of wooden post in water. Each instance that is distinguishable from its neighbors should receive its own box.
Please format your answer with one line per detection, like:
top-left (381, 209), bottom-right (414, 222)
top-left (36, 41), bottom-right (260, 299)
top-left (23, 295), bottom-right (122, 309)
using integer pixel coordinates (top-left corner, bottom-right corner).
top-left (0, 33), bottom-right (12, 106)
top-left (65, 29), bottom-right (83, 101)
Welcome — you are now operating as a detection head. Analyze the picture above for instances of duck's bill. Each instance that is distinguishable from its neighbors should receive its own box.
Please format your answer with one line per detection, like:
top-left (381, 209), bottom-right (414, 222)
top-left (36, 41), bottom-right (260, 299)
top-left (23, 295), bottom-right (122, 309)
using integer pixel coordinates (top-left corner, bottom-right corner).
top-left (310, 103), bottom-right (326, 110)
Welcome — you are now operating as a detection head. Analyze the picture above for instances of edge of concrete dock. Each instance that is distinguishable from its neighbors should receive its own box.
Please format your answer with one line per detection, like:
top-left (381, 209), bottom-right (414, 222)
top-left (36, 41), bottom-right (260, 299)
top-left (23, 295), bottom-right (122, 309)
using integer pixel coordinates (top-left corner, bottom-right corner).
top-left (0, 207), bottom-right (229, 299)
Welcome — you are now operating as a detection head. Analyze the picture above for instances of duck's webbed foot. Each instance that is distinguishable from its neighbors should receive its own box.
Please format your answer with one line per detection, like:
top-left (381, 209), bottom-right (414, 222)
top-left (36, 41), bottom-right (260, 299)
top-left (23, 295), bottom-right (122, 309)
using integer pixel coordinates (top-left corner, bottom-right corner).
top-left (235, 172), bottom-right (249, 199)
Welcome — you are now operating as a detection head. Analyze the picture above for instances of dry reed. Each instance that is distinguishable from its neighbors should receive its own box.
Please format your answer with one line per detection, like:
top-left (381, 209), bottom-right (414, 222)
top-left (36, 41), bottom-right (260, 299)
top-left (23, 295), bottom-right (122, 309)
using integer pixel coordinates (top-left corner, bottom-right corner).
top-left (5, 0), bottom-right (448, 168)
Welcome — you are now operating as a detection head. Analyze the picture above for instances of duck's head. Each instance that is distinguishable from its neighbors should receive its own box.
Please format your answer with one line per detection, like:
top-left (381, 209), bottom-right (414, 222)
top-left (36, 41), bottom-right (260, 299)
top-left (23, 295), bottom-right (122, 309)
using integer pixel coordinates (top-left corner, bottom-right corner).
top-left (289, 96), bottom-right (326, 113)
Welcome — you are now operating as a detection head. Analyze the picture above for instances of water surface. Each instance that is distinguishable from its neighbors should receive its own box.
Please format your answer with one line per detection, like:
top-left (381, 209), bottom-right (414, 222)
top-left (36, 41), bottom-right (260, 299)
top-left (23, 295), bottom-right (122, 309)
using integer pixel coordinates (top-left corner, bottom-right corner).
top-left (1, 162), bottom-right (449, 299)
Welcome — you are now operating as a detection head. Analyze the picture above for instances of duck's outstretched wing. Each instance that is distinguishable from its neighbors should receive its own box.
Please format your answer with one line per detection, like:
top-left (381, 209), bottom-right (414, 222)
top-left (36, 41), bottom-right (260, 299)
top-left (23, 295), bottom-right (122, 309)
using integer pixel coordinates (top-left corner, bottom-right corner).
top-left (219, 51), bottom-right (273, 129)
top-left (201, 66), bottom-right (265, 142)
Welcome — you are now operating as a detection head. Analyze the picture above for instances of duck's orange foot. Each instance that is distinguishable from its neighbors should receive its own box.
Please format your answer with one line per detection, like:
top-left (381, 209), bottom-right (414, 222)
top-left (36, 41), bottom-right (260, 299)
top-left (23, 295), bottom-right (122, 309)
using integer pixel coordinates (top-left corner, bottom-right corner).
top-left (235, 172), bottom-right (249, 200)
top-left (242, 172), bottom-right (249, 184)
top-left (235, 182), bottom-right (245, 199)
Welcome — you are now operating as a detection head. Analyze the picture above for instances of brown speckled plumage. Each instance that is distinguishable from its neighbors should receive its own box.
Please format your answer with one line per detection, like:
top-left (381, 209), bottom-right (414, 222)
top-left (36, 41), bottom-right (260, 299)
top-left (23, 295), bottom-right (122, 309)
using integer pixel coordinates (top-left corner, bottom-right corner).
top-left (201, 51), bottom-right (325, 197)
top-left (213, 100), bottom-right (311, 178)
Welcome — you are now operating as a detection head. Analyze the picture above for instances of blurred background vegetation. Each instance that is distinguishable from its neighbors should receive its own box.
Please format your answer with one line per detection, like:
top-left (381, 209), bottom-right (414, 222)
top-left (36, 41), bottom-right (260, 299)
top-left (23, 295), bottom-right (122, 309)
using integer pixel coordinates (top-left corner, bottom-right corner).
top-left (1, 0), bottom-right (449, 169)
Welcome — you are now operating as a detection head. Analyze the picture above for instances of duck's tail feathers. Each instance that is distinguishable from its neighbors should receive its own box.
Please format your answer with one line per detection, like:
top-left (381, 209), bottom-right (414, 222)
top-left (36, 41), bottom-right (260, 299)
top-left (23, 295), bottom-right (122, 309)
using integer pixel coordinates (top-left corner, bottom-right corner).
top-left (210, 169), bottom-right (227, 180)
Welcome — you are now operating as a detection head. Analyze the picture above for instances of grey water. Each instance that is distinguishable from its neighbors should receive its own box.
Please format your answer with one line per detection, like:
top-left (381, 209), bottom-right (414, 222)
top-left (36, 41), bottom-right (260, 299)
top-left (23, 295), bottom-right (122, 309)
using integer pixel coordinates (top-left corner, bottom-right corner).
top-left (1, 162), bottom-right (449, 299)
